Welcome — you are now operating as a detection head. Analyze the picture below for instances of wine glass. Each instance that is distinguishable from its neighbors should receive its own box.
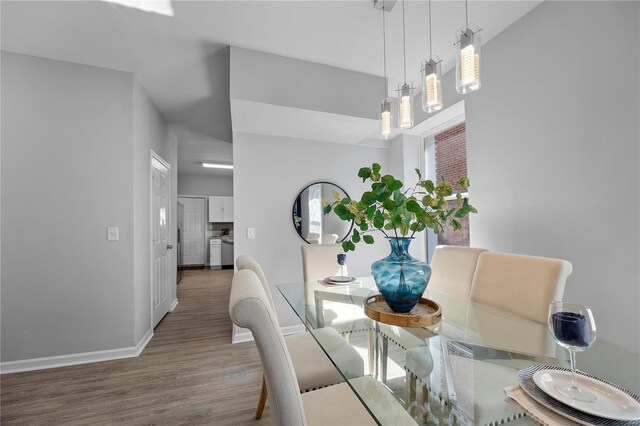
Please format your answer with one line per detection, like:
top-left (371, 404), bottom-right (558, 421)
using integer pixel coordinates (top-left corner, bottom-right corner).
top-left (548, 301), bottom-right (597, 402)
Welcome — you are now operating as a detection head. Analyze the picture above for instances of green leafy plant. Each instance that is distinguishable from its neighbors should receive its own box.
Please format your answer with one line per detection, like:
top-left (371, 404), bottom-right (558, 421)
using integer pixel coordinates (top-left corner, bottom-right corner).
top-left (323, 163), bottom-right (477, 252)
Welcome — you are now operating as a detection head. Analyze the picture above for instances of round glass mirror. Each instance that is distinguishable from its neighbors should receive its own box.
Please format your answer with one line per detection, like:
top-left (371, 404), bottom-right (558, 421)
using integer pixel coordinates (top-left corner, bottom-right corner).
top-left (292, 182), bottom-right (354, 244)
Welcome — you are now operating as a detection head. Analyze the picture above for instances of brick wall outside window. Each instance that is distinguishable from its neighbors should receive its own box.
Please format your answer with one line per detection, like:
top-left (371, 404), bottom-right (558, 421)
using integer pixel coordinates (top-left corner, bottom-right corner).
top-left (434, 123), bottom-right (470, 246)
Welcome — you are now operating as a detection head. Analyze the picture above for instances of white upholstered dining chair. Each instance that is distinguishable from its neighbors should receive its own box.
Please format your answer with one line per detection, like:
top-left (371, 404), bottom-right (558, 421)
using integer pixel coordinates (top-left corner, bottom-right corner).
top-left (229, 269), bottom-right (414, 425)
top-left (235, 255), bottom-right (364, 419)
top-left (427, 245), bottom-right (489, 300)
top-left (299, 244), bottom-right (376, 374)
top-left (407, 250), bottom-right (572, 422)
top-left (469, 252), bottom-right (573, 324)
top-left (300, 244), bottom-right (373, 334)
top-left (403, 246), bottom-right (487, 408)
top-left (300, 243), bottom-right (343, 281)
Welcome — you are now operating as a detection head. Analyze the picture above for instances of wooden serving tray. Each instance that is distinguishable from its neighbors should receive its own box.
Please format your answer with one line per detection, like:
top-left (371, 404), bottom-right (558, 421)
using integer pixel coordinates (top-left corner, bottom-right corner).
top-left (363, 294), bottom-right (442, 327)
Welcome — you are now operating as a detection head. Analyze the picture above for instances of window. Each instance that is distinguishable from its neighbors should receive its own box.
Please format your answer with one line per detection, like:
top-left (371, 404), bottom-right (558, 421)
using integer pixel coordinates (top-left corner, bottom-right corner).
top-left (423, 120), bottom-right (470, 261)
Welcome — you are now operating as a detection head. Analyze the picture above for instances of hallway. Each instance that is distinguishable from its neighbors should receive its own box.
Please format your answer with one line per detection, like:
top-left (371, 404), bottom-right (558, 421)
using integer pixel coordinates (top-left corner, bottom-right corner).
top-left (1, 269), bottom-right (269, 425)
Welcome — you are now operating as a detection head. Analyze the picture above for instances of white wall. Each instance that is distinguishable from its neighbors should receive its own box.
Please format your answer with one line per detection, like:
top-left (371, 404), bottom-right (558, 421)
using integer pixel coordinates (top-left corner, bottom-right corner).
top-left (230, 47), bottom-right (383, 120)
top-left (1, 52), bottom-right (135, 361)
top-left (432, 1), bottom-right (639, 354)
top-left (1, 52), bottom-right (177, 368)
top-left (177, 173), bottom-right (233, 197)
top-left (233, 133), bottom-right (392, 334)
top-left (133, 80), bottom-right (178, 343)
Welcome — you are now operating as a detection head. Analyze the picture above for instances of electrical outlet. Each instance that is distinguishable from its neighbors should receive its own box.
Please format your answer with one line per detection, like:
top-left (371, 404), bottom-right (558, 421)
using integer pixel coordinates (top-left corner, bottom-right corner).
top-left (247, 227), bottom-right (256, 240)
top-left (107, 227), bottom-right (119, 241)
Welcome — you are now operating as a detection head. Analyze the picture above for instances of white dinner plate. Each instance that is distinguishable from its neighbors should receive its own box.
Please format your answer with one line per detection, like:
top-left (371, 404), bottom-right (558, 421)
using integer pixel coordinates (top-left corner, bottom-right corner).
top-left (533, 369), bottom-right (640, 421)
top-left (326, 276), bottom-right (356, 284)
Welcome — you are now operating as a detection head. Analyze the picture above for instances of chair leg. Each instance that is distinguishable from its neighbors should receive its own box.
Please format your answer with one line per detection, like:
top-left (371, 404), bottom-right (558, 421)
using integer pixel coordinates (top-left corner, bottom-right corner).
top-left (367, 330), bottom-right (376, 376)
top-left (405, 371), bottom-right (416, 409)
top-left (381, 336), bottom-right (388, 383)
top-left (255, 375), bottom-right (268, 419)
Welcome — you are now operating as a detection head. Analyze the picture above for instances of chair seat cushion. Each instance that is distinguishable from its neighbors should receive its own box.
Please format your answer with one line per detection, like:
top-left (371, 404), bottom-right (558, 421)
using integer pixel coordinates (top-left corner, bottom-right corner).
top-left (302, 377), bottom-right (416, 426)
top-left (310, 301), bottom-right (374, 334)
top-left (404, 346), bottom-right (434, 379)
top-left (446, 357), bottom-right (528, 425)
top-left (302, 381), bottom-right (377, 426)
top-left (285, 328), bottom-right (364, 392)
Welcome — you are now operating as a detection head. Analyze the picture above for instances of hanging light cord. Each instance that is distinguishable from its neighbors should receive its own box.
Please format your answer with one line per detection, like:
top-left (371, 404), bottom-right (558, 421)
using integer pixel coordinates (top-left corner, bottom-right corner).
top-left (465, 0), bottom-right (469, 29)
top-left (402, 0), bottom-right (407, 83)
top-left (428, 0), bottom-right (432, 59)
top-left (382, 0), bottom-right (388, 98)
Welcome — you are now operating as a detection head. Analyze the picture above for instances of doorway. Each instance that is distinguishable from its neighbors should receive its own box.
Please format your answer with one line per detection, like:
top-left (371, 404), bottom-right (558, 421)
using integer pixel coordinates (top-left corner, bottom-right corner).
top-left (178, 196), bottom-right (206, 267)
top-left (151, 152), bottom-right (172, 328)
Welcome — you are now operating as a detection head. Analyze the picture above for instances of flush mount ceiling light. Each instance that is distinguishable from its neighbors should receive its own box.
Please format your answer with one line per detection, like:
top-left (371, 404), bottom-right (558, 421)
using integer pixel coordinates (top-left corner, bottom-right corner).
top-left (455, 0), bottom-right (482, 94)
top-left (379, 0), bottom-right (394, 140)
top-left (202, 163), bottom-right (233, 169)
top-left (397, 0), bottom-right (414, 129)
top-left (421, 0), bottom-right (443, 114)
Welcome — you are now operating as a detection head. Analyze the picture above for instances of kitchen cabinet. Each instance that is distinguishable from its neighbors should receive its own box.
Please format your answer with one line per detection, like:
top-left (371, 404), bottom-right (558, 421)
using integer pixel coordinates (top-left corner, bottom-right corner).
top-left (208, 196), bottom-right (233, 222)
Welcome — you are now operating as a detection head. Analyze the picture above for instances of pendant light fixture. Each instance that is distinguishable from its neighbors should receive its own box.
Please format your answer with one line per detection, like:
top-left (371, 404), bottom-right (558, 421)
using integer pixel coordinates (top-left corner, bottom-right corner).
top-left (455, 0), bottom-right (481, 94)
top-left (379, 0), bottom-right (393, 140)
top-left (421, 0), bottom-right (443, 113)
top-left (397, 0), bottom-right (414, 129)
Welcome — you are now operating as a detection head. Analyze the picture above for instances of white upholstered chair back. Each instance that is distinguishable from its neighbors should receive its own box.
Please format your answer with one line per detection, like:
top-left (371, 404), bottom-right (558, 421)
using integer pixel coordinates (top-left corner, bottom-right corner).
top-left (470, 252), bottom-right (573, 324)
top-left (236, 255), bottom-right (275, 312)
top-left (301, 244), bottom-right (342, 282)
top-left (229, 269), bottom-right (306, 425)
top-left (428, 245), bottom-right (488, 299)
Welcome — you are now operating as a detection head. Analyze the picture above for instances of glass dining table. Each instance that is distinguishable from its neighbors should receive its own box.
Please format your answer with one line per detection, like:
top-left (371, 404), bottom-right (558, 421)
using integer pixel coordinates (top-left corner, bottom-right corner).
top-left (277, 277), bottom-right (640, 426)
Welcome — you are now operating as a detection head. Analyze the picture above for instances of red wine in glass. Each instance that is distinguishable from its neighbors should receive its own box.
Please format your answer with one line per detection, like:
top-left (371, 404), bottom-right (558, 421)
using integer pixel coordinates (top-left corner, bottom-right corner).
top-left (548, 302), bottom-right (597, 402)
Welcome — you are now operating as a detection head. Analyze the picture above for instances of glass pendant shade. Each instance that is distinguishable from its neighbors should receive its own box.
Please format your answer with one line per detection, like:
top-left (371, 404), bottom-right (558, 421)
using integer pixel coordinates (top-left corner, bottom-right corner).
top-left (380, 99), bottom-right (393, 139)
top-left (421, 57), bottom-right (443, 113)
top-left (397, 82), bottom-right (414, 129)
top-left (456, 27), bottom-right (481, 94)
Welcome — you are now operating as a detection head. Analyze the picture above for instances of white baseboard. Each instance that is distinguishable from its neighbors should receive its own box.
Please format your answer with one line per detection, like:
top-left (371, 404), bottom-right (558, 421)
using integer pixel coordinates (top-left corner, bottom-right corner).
top-left (281, 324), bottom-right (306, 336)
top-left (135, 328), bottom-right (154, 355)
top-left (0, 329), bottom-right (154, 374)
top-left (231, 324), bottom-right (306, 344)
top-left (169, 298), bottom-right (178, 311)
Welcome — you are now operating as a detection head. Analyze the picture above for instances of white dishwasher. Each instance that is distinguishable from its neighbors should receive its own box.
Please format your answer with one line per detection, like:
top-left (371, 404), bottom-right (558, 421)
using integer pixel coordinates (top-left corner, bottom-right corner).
top-left (209, 238), bottom-right (222, 269)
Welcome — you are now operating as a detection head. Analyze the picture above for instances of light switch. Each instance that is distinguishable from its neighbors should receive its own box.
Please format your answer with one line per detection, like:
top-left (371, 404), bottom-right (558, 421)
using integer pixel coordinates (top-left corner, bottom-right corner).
top-left (107, 227), bottom-right (119, 241)
top-left (247, 227), bottom-right (256, 240)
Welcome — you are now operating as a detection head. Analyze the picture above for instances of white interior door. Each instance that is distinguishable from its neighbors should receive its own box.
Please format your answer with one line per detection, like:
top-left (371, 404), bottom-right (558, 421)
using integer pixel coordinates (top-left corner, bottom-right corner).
top-left (152, 155), bottom-right (172, 327)
top-left (179, 197), bottom-right (206, 265)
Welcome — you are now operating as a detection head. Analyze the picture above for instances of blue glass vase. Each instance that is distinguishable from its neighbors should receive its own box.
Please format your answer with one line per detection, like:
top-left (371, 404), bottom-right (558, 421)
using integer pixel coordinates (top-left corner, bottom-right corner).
top-left (371, 237), bottom-right (431, 313)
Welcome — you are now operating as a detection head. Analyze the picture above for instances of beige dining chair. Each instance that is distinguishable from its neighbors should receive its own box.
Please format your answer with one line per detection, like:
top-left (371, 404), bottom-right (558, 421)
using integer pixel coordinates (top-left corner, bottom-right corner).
top-left (300, 244), bottom-right (372, 335)
top-left (236, 255), bottom-right (364, 419)
top-left (428, 245), bottom-right (489, 300)
top-left (469, 252), bottom-right (573, 324)
top-left (403, 245), bottom-right (488, 407)
top-left (387, 246), bottom-right (489, 352)
top-left (229, 269), bottom-right (414, 425)
top-left (452, 251), bottom-right (570, 422)
top-left (300, 244), bottom-right (376, 374)
top-left (300, 243), bottom-right (343, 281)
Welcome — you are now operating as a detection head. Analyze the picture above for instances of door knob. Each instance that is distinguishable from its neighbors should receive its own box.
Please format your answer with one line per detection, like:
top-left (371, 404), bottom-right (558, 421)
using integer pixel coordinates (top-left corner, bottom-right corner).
top-left (167, 244), bottom-right (174, 249)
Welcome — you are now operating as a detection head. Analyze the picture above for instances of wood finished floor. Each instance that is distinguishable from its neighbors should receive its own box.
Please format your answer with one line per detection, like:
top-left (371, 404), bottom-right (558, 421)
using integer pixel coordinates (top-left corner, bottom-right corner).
top-left (1, 269), bottom-right (271, 425)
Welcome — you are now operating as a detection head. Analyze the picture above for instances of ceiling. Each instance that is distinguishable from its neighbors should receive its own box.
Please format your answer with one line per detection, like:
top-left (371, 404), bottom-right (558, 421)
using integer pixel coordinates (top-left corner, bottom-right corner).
top-left (1, 0), bottom-right (542, 175)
